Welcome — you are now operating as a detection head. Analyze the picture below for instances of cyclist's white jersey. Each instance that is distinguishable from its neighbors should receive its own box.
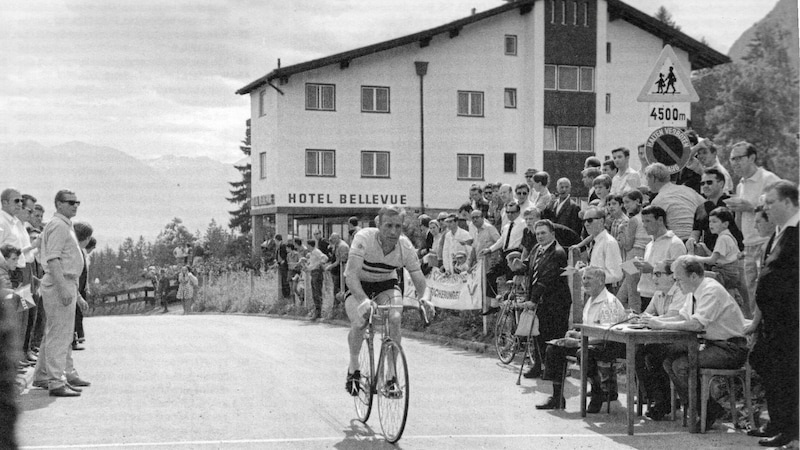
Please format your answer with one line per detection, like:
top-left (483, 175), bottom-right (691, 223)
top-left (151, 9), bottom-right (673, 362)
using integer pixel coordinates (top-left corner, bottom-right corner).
top-left (346, 228), bottom-right (421, 283)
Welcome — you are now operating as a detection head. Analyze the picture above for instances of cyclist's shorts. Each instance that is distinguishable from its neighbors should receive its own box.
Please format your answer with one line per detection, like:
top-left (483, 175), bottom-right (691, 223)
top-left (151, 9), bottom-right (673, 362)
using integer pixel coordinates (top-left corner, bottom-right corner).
top-left (345, 279), bottom-right (400, 303)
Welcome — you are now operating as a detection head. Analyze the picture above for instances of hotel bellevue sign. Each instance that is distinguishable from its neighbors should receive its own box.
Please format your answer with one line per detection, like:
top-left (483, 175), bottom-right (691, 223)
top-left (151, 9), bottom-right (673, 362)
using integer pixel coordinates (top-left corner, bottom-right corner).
top-left (253, 192), bottom-right (409, 208)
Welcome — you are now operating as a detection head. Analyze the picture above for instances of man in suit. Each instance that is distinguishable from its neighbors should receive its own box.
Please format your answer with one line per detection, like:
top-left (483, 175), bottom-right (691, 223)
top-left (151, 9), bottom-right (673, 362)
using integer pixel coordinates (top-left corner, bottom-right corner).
top-left (510, 219), bottom-right (571, 379)
top-left (746, 180), bottom-right (798, 448)
top-left (543, 177), bottom-right (582, 236)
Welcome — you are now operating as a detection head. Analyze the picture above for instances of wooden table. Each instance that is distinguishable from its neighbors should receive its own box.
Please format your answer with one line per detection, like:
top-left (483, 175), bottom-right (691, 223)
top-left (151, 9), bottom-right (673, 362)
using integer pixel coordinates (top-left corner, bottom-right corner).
top-left (579, 323), bottom-right (699, 435)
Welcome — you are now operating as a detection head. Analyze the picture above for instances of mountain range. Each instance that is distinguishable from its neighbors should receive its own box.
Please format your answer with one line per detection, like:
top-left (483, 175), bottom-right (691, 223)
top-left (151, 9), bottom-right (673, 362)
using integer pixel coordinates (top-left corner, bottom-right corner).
top-left (0, 141), bottom-right (241, 249)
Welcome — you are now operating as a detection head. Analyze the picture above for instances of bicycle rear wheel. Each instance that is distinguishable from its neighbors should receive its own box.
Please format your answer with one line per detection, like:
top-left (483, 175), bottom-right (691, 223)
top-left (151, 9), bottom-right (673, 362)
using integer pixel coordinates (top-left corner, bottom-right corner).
top-left (354, 331), bottom-right (374, 422)
top-left (494, 301), bottom-right (518, 364)
top-left (376, 340), bottom-right (409, 443)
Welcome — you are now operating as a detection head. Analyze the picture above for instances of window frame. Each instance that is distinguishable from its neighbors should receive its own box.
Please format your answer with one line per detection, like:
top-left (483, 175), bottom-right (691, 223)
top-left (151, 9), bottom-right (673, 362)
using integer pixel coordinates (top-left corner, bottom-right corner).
top-left (259, 152), bottom-right (267, 179)
top-left (457, 90), bottom-right (485, 117)
top-left (546, 126), bottom-right (594, 151)
top-left (360, 151), bottom-right (390, 178)
top-left (544, 65), bottom-right (557, 90)
top-left (504, 88), bottom-right (517, 109)
top-left (305, 149), bottom-right (336, 177)
top-left (557, 126), bottom-right (579, 151)
top-left (361, 85), bottom-right (390, 113)
top-left (503, 153), bottom-right (517, 173)
top-left (258, 90), bottom-right (266, 117)
top-left (457, 154), bottom-right (484, 180)
top-left (543, 126), bottom-right (556, 151)
top-left (580, 67), bottom-right (594, 92)
top-left (579, 127), bottom-right (594, 151)
top-left (557, 65), bottom-right (580, 91)
top-left (305, 83), bottom-right (336, 111)
top-left (504, 35), bottom-right (518, 56)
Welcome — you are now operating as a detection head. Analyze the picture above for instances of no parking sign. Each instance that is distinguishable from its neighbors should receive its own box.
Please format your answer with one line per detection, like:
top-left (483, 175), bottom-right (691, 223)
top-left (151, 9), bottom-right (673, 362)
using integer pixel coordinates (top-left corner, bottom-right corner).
top-left (644, 127), bottom-right (692, 174)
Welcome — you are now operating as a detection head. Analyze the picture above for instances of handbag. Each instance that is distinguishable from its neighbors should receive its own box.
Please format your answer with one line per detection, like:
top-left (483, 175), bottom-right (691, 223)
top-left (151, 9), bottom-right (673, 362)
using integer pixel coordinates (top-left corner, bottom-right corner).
top-left (515, 309), bottom-right (540, 337)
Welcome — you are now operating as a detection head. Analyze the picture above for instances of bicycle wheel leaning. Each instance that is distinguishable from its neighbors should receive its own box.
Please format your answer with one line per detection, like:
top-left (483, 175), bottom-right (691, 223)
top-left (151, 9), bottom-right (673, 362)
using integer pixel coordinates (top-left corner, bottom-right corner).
top-left (376, 339), bottom-right (409, 443)
top-left (354, 330), bottom-right (375, 422)
top-left (494, 299), bottom-right (518, 364)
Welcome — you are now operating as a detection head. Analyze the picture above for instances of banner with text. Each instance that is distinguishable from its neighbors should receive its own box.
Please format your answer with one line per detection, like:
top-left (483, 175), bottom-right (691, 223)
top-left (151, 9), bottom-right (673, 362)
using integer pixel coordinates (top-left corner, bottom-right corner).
top-left (405, 260), bottom-right (484, 310)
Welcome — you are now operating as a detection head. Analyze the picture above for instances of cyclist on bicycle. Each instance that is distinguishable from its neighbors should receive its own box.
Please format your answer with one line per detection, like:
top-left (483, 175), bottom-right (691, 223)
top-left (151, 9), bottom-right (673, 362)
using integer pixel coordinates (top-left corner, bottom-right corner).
top-left (345, 205), bottom-right (428, 396)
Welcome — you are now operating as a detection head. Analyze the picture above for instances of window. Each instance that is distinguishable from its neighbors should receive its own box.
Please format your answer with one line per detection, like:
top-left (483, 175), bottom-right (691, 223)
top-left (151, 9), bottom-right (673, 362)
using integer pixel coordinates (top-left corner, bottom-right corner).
top-left (545, 65), bottom-right (594, 92)
top-left (504, 153), bottom-right (516, 173)
top-left (361, 86), bottom-right (390, 113)
top-left (504, 88), bottom-right (517, 108)
top-left (258, 90), bottom-right (266, 117)
top-left (573, 1), bottom-right (578, 25)
top-left (543, 126), bottom-right (556, 150)
top-left (457, 91), bottom-right (484, 117)
top-left (504, 35), bottom-right (517, 55)
top-left (548, 126), bottom-right (594, 151)
top-left (580, 67), bottom-right (594, 92)
top-left (457, 154), bottom-right (484, 180)
top-left (561, 0), bottom-right (566, 25)
top-left (579, 127), bottom-right (594, 151)
top-left (259, 152), bottom-right (267, 179)
top-left (305, 83), bottom-right (335, 111)
top-left (557, 66), bottom-right (579, 91)
top-left (550, 0), bottom-right (555, 23)
top-left (361, 151), bottom-right (390, 178)
top-left (605, 93), bottom-right (611, 114)
top-left (544, 65), bottom-right (557, 90)
top-left (305, 149), bottom-right (335, 177)
top-left (558, 126), bottom-right (578, 150)
top-left (606, 42), bottom-right (611, 63)
top-left (583, 2), bottom-right (589, 26)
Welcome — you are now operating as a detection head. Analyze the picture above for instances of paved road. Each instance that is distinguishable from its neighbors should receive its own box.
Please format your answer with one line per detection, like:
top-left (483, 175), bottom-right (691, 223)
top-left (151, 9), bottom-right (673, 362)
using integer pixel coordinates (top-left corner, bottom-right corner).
top-left (17, 314), bottom-right (758, 449)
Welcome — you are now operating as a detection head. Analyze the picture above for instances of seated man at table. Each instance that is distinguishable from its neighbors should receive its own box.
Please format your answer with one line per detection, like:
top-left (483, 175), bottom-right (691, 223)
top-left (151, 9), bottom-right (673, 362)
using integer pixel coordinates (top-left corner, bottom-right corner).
top-left (536, 266), bottom-right (627, 411)
top-left (634, 259), bottom-right (689, 420)
top-left (641, 255), bottom-right (748, 430)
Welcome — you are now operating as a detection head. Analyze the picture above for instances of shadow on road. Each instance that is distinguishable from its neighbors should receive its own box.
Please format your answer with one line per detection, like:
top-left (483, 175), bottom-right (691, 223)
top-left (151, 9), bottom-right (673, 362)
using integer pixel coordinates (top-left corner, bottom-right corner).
top-left (332, 419), bottom-right (403, 449)
top-left (17, 388), bottom-right (55, 412)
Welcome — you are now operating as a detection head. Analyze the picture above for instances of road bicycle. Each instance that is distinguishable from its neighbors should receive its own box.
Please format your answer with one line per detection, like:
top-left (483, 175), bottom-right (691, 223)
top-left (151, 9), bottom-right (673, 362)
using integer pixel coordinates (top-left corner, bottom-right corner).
top-left (493, 275), bottom-right (529, 364)
top-left (353, 299), bottom-right (430, 443)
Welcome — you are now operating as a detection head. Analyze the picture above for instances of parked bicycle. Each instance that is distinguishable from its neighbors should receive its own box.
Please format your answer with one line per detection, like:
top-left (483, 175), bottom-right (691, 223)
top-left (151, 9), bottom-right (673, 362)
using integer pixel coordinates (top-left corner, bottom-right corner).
top-left (353, 300), bottom-right (430, 443)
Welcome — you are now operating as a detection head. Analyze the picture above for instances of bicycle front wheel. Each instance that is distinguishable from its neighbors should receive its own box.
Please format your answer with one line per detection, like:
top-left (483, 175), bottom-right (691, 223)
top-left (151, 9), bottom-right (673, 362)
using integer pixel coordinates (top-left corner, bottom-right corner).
top-left (354, 331), bottom-right (374, 423)
top-left (494, 301), bottom-right (518, 364)
top-left (376, 340), bottom-right (409, 443)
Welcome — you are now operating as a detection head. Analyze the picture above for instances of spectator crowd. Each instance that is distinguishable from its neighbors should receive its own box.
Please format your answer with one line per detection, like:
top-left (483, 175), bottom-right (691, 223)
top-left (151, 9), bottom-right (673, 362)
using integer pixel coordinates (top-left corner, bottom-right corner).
top-left (265, 136), bottom-right (797, 447)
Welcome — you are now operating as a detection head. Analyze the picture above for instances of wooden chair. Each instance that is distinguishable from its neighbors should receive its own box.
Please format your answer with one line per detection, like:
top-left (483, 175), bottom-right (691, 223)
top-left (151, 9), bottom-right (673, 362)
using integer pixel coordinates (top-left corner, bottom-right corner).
top-left (700, 360), bottom-right (754, 433)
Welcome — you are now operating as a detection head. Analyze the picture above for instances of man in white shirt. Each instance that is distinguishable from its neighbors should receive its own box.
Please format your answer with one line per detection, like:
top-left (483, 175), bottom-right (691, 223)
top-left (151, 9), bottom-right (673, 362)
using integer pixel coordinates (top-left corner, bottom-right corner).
top-left (610, 147), bottom-right (642, 195)
top-left (481, 201), bottom-right (525, 301)
top-left (634, 205), bottom-right (687, 312)
top-left (536, 267), bottom-right (626, 411)
top-left (642, 255), bottom-right (748, 431)
top-left (304, 239), bottom-right (328, 320)
top-left (441, 214), bottom-right (471, 273)
top-left (576, 207), bottom-right (623, 286)
top-left (646, 163), bottom-right (705, 241)
top-left (727, 141), bottom-right (781, 318)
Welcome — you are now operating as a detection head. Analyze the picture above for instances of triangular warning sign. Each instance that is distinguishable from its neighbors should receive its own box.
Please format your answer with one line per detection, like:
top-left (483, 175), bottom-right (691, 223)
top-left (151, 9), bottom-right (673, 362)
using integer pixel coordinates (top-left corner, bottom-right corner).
top-left (637, 45), bottom-right (699, 103)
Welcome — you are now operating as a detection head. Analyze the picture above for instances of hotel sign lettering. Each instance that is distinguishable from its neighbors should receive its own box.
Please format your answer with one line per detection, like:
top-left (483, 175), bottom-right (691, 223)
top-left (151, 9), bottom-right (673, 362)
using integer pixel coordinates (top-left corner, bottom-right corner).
top-left (288, 193), bottom-right (408, 205)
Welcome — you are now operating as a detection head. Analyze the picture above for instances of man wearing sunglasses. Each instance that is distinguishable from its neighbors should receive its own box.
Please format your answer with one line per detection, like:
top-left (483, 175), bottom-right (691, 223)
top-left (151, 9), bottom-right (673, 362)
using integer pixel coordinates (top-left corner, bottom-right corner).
top-left (575, 206), bottom-right (623, 288)
top-left (687, 168), bottom-right (744, 257)
top-left (32, 190), bottom-right (90, 397)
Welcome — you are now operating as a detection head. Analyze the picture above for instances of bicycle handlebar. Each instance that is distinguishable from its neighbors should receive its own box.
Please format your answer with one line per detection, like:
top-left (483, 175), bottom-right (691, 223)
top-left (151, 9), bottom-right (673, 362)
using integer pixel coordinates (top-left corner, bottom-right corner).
top-left (368, 299), bottom-right (432, 328)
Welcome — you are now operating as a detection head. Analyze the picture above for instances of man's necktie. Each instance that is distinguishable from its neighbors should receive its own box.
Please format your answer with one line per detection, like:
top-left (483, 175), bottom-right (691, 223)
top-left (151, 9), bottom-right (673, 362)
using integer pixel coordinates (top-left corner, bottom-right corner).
top-left (504, 221), bottom-right (514, 250)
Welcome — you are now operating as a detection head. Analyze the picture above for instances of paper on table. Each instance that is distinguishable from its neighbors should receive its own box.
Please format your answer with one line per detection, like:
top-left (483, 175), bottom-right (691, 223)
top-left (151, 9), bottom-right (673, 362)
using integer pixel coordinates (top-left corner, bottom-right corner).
top-left (621, 259), bottom-right (639, 275)
top-left (546, 338), bottom-right (580, 348)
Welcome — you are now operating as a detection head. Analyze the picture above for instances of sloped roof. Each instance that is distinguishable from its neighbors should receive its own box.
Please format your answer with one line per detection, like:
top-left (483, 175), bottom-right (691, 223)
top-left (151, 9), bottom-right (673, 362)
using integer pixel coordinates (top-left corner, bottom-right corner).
top-left (237, 0), bottom-right (729, 95)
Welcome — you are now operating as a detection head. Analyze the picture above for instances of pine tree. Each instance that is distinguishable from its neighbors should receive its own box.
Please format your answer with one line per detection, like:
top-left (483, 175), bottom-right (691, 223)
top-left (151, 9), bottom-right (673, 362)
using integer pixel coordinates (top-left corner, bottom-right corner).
top-left (228, 119), bottom-right (251, 233)
top-left (654, 6), bottom-right (681, 31)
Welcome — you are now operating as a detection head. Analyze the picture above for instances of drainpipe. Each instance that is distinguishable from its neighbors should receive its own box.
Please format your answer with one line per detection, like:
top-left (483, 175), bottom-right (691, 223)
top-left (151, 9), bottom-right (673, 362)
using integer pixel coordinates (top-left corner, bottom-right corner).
top-left (414, 61), bottom-right (428, 213)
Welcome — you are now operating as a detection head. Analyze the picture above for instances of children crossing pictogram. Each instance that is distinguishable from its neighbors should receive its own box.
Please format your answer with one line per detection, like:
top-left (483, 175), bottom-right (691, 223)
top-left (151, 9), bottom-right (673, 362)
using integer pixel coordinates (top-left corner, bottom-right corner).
top-left (637, 45), bottom-right (699, 102)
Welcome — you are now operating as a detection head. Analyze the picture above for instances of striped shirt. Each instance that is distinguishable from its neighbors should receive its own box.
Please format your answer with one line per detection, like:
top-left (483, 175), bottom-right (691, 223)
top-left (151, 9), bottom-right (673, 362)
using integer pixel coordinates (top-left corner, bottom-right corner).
top-left (346, 228), bottom-right (420, 283)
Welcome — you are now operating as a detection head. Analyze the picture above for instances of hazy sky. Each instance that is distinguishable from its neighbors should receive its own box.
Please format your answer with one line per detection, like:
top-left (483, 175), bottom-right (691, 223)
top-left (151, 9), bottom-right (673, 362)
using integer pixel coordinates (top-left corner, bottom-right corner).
top-left (1, 0), bottom-right (778, 163)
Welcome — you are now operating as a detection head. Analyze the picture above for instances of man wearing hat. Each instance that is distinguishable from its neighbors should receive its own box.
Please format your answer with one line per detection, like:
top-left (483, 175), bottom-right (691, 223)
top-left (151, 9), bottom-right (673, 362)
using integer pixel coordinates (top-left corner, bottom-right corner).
top-left (441, 213), bottom-right (472, 273)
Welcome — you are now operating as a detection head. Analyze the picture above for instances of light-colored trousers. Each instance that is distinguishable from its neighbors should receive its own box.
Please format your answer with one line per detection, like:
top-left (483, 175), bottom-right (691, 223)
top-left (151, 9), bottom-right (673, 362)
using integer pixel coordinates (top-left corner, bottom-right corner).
top-left (33, 274), bottom-right (79, 390)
